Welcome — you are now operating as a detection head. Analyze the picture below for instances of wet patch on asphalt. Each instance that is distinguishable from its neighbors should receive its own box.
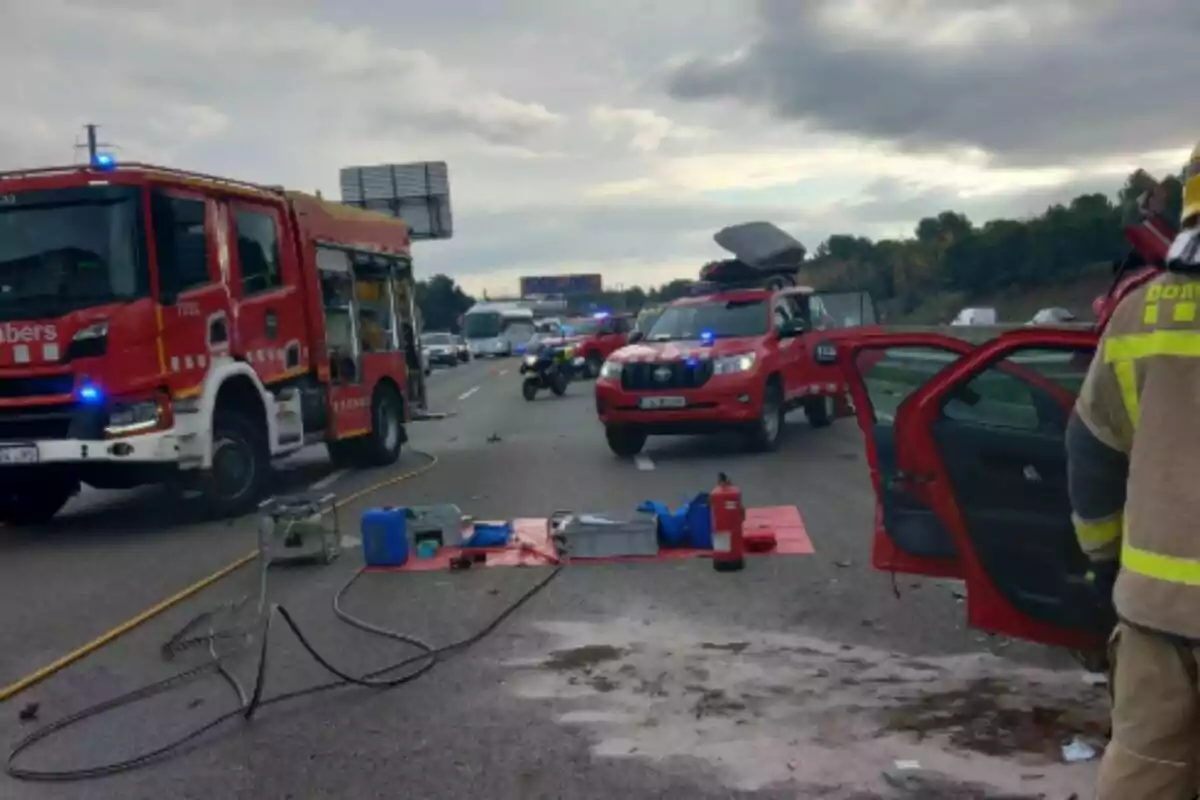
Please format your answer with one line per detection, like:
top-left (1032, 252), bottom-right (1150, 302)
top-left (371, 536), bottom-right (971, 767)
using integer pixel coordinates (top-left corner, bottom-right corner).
top-left (503, 616), bottom-right (1107, 798)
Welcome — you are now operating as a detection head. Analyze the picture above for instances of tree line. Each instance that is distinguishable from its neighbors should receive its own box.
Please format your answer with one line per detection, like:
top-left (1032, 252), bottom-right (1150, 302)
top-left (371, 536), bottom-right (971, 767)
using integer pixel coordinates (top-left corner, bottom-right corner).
top-left (416, 169), bottom-right (1183, 330)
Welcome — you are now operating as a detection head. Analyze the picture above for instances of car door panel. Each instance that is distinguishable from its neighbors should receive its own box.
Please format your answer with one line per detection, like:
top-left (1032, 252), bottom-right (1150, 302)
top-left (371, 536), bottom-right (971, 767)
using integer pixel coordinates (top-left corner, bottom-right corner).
top-left (897, 327), bottom-right (1110, 649)
top-left (838, 332), bottom-right (976, 577)
top-left (874, 423), bottom-right (958, 559)
top-left (931, 421), bottom-right (1106, 633)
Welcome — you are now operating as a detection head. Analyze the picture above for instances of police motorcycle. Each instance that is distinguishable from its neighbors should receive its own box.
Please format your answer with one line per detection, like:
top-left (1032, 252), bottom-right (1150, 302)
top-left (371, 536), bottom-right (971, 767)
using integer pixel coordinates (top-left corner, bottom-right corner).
top-left (520, 340), bottom-right (583, 401)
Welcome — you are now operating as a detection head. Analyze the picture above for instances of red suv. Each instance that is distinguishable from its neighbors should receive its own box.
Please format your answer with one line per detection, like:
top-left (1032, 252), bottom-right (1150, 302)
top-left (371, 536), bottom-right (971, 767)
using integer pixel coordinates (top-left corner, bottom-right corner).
top-left (565, 313), bottom-right (634, 378)
top-left (595, 284), bottom-right (858, 456)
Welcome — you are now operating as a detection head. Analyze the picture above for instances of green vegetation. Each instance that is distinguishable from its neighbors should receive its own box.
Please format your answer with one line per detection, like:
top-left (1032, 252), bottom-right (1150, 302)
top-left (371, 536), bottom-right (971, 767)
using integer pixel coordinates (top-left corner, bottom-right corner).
top-left (796, 169), bottom-right (1181, 323)
top-left (417, 169), bottom-right (1182, 332)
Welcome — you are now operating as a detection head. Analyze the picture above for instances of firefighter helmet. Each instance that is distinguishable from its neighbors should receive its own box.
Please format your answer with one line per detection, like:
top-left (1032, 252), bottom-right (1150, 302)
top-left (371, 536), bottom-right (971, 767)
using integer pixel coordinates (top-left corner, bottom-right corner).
top-left (1183, 140), bottom-right (1200, 226)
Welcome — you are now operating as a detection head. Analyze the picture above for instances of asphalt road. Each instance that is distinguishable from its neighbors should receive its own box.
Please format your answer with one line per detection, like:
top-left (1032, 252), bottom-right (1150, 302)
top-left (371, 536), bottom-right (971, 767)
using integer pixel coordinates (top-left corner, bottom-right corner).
top-left (0, 358), bottom-right (1106, 799)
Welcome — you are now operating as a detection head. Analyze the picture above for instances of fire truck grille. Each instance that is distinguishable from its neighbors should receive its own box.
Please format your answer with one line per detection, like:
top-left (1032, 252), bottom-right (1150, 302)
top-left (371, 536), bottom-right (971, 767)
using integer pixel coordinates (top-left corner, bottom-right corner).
top-left (621, 360), bottom-right (713, 391)
top-left (0, 374), bottom-right (74, 399)
top-left (0, 404), bottom-right (75, 441)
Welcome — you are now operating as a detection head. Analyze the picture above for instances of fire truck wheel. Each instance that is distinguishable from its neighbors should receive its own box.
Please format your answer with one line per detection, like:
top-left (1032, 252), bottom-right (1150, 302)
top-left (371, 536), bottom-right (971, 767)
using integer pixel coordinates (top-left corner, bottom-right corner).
top-left (0, 478), bottom-right (78, 526)
top-left (746, 380), bottom-right (785, 452)
top-left (805, 395), bottom-right (834, 429)
top-left (361, 386), bottom-right (404, 467)
top-left (605, 426), bottom-right (646, 457)
top-left (204, 409), bottom-right (269, 518)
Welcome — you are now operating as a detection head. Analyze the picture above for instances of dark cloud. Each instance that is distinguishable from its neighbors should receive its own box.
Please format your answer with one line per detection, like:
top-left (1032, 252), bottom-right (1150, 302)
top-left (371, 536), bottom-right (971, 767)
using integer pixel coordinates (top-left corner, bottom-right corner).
top-left (667, 0), bottom-right (1200, 164)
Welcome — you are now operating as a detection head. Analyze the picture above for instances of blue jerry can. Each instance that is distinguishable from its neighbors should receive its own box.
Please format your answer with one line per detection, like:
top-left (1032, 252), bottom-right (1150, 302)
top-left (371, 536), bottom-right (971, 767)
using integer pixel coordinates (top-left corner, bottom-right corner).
top-left (361, 507), bottom-right (409, 567)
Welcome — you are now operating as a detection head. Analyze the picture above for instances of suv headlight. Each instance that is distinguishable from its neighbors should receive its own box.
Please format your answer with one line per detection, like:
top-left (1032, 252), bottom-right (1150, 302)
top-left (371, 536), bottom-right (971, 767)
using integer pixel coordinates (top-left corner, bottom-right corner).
top-left (712, 353), bottom-right (756, 375)
top-left (598, 360), bottom-right (623, 380)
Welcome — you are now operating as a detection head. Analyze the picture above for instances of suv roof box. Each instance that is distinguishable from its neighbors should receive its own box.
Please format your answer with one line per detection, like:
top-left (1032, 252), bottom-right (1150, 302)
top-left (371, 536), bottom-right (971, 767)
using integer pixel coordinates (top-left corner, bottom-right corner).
top-left (714, 222), bottom-right (806, 270)
top-left (702, 222), bottom-right (805, 288)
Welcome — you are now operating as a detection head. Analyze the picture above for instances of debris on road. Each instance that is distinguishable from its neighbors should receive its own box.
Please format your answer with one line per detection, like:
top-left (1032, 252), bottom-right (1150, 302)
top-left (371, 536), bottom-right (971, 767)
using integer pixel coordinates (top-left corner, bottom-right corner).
top-left (1061, 737), bottom-right (1097, 763)
top-left (17, 702), bottom-right (38, 723)
top-left (506, 616), bottom-right (1105, 797)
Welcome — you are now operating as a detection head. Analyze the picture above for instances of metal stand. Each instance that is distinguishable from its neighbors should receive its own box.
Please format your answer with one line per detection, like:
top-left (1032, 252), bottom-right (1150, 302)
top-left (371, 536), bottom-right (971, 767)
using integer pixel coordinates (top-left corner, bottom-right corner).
top-left (257, 493), bottom-right (341, 568)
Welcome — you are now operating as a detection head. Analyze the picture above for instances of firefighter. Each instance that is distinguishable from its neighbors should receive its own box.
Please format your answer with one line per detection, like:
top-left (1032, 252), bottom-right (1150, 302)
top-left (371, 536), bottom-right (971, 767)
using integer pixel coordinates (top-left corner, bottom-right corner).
top-left (1068, 143), bottom-right (1200, 799)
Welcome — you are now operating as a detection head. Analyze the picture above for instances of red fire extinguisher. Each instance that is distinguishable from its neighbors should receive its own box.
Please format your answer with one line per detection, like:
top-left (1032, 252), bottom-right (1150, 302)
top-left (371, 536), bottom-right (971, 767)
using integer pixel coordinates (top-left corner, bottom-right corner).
top-left (710, 472), bottom-right (745, 572)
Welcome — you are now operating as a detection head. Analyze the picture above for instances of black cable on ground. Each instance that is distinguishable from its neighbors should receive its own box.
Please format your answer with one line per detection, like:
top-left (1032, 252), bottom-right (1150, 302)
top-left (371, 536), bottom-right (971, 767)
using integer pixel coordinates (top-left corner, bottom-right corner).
top-left (6, 540), bottom-right (564, 782)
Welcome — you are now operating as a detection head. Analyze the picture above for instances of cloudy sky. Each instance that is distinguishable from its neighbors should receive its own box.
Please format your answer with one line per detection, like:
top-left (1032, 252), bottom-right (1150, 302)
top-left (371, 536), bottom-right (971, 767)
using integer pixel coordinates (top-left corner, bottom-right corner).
top-left (4, 0), bottom-right (1195, 296)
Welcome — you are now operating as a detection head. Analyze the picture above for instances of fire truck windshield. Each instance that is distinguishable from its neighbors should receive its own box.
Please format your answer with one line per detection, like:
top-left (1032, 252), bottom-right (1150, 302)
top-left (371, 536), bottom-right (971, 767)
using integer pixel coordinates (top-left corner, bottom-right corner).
top-left (647, 298), bottom-right (768, 341)
top-left (0, 186), bottom-right (148, 321)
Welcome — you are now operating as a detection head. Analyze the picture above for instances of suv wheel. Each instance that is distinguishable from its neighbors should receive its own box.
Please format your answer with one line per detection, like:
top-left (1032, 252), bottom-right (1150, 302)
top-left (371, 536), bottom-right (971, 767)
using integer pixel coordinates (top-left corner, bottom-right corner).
top-left (605, 426), bottom-right (646, 457)
top-left (805, 395), bottom-right (834, 429)
top-left (746, 381), bottom-right (785, 452)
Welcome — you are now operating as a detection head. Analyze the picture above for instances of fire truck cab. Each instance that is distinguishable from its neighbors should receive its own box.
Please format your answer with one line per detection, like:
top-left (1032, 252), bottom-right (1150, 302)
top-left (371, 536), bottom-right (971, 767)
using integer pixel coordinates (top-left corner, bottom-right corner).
top-left (0, 161), bottom-right (425, 524)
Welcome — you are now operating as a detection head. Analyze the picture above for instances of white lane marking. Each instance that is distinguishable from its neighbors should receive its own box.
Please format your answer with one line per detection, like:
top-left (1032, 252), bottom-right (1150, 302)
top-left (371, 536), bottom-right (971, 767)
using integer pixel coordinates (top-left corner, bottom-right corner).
top-left (309, 468), bottom-right (349, 492)
top-left (634, 455), bottom-right (655, 471)
top-left (458, 386), bottom-right (480, 401)
top-left (498, 369), bottom-right (509, 376)
top-left (339, 535), bottom-right (362, 549)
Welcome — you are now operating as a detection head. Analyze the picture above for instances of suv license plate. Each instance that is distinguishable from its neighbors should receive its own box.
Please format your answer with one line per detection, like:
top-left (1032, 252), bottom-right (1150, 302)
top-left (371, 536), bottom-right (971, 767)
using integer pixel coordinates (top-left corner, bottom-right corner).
top-left (639, 396), bottom-right (686, 410)
top-left (0, 445), bottom-right (38, 465)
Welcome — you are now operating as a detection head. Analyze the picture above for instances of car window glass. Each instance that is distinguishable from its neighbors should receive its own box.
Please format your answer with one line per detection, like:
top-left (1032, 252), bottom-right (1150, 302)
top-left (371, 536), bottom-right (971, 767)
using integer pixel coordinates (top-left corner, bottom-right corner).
top-left (941, 347), bottom-right (1092, 431)
top-left (855, 345), bottom-right (965, 424)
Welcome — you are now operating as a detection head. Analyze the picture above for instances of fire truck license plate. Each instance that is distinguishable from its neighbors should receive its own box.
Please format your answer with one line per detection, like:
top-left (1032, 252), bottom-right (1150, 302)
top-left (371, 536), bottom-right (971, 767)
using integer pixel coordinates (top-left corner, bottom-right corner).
top-left (0, 445), bottom-right (38, 465)
top-left (639, 396), bottom-right (686, 409)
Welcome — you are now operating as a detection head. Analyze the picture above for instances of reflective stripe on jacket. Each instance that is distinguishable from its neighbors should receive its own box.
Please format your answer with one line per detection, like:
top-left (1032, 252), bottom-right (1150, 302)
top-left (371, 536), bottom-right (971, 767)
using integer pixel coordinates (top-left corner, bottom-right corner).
top-left (1073, 271), bottom-right (1200, 639)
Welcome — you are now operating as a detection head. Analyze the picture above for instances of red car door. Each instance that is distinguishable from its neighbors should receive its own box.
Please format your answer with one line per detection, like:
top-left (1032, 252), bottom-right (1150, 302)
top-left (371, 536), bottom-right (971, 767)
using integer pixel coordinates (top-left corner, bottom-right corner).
top-left (839, 327), bottom-right (1110, 651)
top-left (838, 331), bottom-right (975, 579)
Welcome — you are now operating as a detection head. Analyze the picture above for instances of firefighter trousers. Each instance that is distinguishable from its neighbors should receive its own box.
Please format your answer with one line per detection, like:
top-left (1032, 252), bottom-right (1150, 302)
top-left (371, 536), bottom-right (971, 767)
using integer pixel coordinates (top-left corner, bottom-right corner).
top-left (1097, 622), bottom-right (1200, 799)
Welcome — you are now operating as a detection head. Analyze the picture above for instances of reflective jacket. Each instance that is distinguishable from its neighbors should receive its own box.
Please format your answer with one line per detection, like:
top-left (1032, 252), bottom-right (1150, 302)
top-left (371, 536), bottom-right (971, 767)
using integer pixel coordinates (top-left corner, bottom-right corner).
top-left (1069, 269), bottom-right (1200, 639)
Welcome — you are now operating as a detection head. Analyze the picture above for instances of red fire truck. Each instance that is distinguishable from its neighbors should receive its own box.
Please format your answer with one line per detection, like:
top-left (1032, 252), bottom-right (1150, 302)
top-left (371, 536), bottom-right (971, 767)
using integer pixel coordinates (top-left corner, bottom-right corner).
top-left (0, 161), bottom-right (427, 524)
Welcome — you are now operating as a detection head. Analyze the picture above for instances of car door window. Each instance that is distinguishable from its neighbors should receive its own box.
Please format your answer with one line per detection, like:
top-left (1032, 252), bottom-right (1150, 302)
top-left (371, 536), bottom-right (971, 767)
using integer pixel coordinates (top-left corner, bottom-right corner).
top-left (941, 348), bottom-right (1091, 431)
top-left (856, 345), bottom-right (963, 422)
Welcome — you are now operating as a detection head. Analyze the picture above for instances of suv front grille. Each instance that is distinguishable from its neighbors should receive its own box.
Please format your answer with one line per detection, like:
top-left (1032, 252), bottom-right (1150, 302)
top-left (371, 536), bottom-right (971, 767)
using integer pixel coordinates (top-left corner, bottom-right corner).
top-left (621, 360), bottom-right (713, 391)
